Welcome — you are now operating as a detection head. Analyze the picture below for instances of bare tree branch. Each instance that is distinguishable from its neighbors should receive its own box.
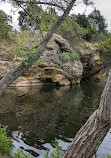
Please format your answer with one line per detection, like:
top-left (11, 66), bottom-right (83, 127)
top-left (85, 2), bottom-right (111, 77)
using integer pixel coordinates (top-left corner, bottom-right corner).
top-left (16, 0), bottom-right (66, 11)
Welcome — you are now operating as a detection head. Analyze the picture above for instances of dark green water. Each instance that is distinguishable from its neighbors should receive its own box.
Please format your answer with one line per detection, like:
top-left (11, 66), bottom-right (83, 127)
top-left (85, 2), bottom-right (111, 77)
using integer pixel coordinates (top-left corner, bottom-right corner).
top-left (0, 81), bottom-right (111, 157)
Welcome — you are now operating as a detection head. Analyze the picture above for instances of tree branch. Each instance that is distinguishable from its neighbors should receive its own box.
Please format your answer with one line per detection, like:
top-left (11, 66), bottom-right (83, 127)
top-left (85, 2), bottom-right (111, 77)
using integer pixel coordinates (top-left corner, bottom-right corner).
top-left (14, 0), bottom-right (43, 39)
top-left (0, 0), bottom-right (77, 96)
top-left (16, 0), bottom-right (65, 11)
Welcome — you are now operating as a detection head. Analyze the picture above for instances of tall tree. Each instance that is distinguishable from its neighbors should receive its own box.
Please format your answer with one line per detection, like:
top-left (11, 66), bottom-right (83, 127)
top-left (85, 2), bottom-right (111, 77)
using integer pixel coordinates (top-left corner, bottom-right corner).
top-left (73, 9), bottom-right (108, 41)
top-left (88, 9), bottom-right (108, 33)
top-left (0, 10), bottom-right (12, 41)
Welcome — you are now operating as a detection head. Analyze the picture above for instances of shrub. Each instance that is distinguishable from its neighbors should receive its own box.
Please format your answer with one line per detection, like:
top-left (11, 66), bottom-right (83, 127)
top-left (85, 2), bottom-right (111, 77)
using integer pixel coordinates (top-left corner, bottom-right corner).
top-left (14, 149), bottom-right (32, 158)
top-left (0, 124), bottom-right (12, 155)
top-left (60, 52), bottom-right (70, 62)
top-left (70, 46), bottom-right (83, 61)
top-left (59, 46), bottom-right (83, 64)
top-left (99, 37), bottom-right (111, 54)
top-left (57, 16), bottom-right (87, 43)
top-left (45, 138), bottom-right (63, 158)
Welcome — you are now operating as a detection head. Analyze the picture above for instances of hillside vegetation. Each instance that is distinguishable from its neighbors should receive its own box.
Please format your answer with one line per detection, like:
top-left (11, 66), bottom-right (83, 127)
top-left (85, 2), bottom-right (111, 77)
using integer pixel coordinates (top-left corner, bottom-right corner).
top-left (0, 7), bottom-right (111, 60)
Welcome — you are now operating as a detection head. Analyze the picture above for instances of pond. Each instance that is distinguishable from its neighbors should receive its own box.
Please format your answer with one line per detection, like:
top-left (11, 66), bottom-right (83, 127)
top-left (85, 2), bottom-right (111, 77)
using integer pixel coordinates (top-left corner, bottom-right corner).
top-left (0, 81), bottom-right (111, 158)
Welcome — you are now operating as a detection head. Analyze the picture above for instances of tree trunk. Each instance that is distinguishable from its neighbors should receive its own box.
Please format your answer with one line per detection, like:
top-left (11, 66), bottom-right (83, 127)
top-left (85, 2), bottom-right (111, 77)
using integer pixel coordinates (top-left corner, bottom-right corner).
top-left (0, 0), bottom-right (76, 96)
top-left (63, 70), bottom-right (111, 158)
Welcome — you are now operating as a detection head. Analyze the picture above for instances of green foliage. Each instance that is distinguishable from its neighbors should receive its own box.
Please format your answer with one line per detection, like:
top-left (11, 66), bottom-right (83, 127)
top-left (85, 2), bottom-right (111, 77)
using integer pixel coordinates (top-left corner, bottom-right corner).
top-left (70, 46), bottom-right (83, 59)
top-left (0, 124), bottom-right (32, 157)
top-left (60, 52), bottom-right (70, 62)
top-left (45, 138), bottom-right (63, 158)
top-left (18, 5), bottom-right (86, 42)
top-left (0, 10), bottom-right (12, 41)
top-left (73, 9), bottom-right (108, 41)
top-left (69, 47), bottom-right (80, 61)
top-left (88, 9), bottom-right (107, 34)
top-left (73, 13), bottom-right (97, 41)
top-left (10, 31), bottom-right (41, 59)
top-left (105, 154), bottom-right (111, 158)
top-left (57, 16), bottom-right (87, 42)
top-left (99, 37), bottom-right (111, 54)
top-left (18, 5), bottom-right (44, 30)
top-left (18, 5), bottom-right (57, 31)
top-left (14, 149), bottom-right (32, 158)
top-left (0, 124), bottom-right (12, 155)
top-left (94, 154), bottom-right (97, 158)
top-left (40, 8), bottom-right (57, 31)
top-left (59, 46), bottom-right (83, 63)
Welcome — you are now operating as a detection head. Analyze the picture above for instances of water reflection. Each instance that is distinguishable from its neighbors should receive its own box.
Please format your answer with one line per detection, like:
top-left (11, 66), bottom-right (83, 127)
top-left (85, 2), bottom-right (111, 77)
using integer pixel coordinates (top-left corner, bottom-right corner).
top-left (0, 81), bottom-right (109, 157)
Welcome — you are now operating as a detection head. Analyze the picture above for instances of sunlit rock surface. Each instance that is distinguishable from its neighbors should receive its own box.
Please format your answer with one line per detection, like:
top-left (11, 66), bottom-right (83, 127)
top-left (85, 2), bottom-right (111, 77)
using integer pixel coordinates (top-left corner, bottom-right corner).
top-left (0, 33), bottom-right (106, 86)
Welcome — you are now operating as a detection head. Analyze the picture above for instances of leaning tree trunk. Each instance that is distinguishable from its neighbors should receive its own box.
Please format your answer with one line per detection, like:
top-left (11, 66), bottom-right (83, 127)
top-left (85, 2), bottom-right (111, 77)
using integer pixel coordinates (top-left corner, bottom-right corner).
top-left (0, 0), bottom-right (77, 96)
top-left (63, 70), bottom-right (111, 158)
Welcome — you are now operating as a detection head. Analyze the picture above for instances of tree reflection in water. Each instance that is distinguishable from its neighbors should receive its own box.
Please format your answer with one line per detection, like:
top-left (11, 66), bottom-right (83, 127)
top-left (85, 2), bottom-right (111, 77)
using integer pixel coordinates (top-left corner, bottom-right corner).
top-left (0, 81), bottom-right (105, 157)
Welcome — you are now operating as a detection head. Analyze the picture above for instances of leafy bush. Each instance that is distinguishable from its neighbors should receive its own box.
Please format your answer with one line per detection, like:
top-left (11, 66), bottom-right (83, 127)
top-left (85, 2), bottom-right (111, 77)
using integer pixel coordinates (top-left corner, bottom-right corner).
top-left (5, 30), bottom-right (41, 61)
top-left (0, 124), bottom-right (32, 158)
top-left (0, 124), bottom-right (12, 155)
top-left (99, 37), bottom-right (111, 54)
top-left (70, 46), bottom-right (83, 61)
top-left (69, 47), bottom-right (79, 61)
top-left (45, 138), bottom-right (63, 158)
top-left (57, 16), bottom-right (87, 42)
top-left (59, 46), bottom-right (83, 64)
top-left (14, 149), bottom-right (32, 158)
top-left (60, 52), bottom-right (70, 62)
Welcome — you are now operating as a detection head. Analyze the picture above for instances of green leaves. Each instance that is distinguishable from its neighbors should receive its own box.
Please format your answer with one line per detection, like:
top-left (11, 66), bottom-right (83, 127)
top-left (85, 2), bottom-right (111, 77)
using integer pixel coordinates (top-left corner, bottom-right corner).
top-left (59, 46), bottom-right (83, 63)
top-left (45, 138), bottom-right (63, 158)
top-left (99, 37), bottom-right (111, 54)
top-left (11, 31), bottom-right (41, 59)
top-left (0, 10), bottom-right (12, 41)
top-left (0, 124), bottom-right (12, 155)
top-left (14, 149), bottom-right (32, 158)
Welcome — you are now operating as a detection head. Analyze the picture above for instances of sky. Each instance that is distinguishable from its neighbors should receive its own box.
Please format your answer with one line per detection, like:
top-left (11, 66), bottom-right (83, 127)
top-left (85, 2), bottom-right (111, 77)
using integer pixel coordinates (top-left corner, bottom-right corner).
top-left (0, 0), bottom-right (111, 31)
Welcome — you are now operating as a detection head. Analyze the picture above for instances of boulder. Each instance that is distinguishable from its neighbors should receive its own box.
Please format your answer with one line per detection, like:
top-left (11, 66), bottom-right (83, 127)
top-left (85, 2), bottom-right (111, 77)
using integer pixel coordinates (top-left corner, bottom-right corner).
top-left (40, 34), bottom-right (70, 65)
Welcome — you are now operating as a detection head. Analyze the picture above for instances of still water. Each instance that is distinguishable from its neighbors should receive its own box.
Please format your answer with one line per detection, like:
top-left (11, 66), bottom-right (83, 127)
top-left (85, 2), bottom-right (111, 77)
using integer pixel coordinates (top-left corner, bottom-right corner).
top-left (0, 81), bottom-right (111, 158)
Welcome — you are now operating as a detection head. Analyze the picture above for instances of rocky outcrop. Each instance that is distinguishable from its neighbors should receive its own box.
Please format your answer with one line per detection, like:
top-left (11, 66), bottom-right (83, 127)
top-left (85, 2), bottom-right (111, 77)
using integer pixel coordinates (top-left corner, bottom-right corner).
top-left (21, 33), bottom-right (83, 86)
top-left (0, 33), bottom-right (106, 86)
top-left (0, 47), bottom-right (14, 80)
top-left (80, 47), bottom-right (106, 81)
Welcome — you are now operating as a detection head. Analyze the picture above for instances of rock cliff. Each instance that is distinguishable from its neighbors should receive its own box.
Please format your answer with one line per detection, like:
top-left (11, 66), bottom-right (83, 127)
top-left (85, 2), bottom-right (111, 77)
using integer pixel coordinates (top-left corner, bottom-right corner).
top-left (0, 33), bottom-right (106, 86)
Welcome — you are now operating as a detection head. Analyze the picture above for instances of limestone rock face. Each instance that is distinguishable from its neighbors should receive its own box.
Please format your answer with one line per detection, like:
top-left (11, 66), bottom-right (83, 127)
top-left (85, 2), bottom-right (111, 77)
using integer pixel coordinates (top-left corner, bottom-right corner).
top-left (0, 48), bottom-right (14, 79)
top-left (40, 34), bottom-right (70, 65)
top-left (80, 50), bottom-right (105, 81)
top-left (61, 60), bottom-right (83, 84)
top-left (53, 74), bottom-right (70, 86)
top-left (0, 32), bottom-right (106, 86)
top-left (22, 33), bottom-right (83, 86)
